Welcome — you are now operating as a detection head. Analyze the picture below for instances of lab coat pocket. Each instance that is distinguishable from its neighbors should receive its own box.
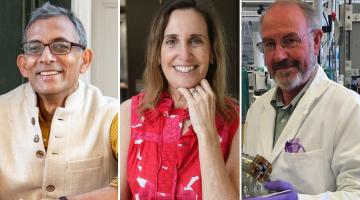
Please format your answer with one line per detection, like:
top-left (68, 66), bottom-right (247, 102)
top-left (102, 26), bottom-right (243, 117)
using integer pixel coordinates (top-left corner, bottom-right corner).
top-left (66, 156), bottom-right (104, 195)
top-left (284, 149), bottom-right (324, 160)
top-left (282, 149), bottom-right (330, 194)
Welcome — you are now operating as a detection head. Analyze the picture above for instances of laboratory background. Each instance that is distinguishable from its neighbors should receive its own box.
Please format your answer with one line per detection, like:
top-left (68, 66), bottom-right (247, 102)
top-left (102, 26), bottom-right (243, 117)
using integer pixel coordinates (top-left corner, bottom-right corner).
top-left (120, 0), bottom-right (240, 102)
top-left (0, 0), bottom-right (118, 98)
top-left (242, 0), bottom-right (360, 120)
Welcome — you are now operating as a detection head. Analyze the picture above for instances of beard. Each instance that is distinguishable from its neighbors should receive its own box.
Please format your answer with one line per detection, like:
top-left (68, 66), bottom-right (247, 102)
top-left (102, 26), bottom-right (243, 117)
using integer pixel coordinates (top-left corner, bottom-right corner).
top-left (271, 53), bottom-right (317, 92)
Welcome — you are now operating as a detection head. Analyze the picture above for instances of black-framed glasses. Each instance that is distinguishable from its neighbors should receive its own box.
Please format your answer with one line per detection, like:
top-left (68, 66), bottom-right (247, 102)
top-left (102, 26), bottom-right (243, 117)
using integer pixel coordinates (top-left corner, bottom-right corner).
top-left (21, 41), bottom-right (85, 55)
top-left (256, 30), bottom-right (315, 53)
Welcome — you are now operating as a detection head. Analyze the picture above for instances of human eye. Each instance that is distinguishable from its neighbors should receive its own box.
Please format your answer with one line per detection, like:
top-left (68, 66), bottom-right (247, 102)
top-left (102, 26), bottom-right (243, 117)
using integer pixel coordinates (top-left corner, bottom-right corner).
top-left (190, 37), bottom-right (203, 46)
top-left (51, 41), bottom-right (71, 54)
top-left (282, 37), bottom-right (300, 48)
top-left (263, 40), bottom-right (275, 49)
top-left (164, 37), bottom-right (177, 47)
top-left (24, 42), bottom-right (43, 54)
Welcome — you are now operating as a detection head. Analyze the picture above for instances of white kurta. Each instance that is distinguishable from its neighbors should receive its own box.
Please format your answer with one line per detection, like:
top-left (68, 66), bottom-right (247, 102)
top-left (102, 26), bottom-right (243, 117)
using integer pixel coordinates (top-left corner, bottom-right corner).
top-left (244, 65), bottom-right (360, 200)
top-left (0, 80), bottom-right (118, 200)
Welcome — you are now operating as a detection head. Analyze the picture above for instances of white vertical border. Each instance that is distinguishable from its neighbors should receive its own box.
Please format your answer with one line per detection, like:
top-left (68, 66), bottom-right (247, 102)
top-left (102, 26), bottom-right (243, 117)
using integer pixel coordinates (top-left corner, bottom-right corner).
top-left (239, 0), bottom-right (243, 198)
top-left (71, 0), bottom-right (92, 83)
top-left (118, 0), bottom-right (120, 197)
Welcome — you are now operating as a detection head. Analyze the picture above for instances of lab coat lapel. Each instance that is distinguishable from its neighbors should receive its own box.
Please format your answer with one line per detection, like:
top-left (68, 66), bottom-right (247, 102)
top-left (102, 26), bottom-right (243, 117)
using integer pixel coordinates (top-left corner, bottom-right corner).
top-left (269, 66), bottom-right (329, 163)
top-left (270, 101), bottom-right (310, 162)
top-left (259, 91), bottom-right (277, 159)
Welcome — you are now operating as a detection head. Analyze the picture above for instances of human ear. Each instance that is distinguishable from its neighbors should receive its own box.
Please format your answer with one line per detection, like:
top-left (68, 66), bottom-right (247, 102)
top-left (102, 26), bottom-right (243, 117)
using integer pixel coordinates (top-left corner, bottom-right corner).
top-left (79, 49), bottom-right (93, 74)
top-left (313, 29), bottom-right (323, 56)
top-left (16, 54), bottom-right (29, 78)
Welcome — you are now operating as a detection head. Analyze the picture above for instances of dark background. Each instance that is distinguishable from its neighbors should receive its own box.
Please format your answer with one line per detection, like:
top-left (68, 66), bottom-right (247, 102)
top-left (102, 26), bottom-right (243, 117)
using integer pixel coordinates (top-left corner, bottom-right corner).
top-left (0, 0), bottom-right (70, 94)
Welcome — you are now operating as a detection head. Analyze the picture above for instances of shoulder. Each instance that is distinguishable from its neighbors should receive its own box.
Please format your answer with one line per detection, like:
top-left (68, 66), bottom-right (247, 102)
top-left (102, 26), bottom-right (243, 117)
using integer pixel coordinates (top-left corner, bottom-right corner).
top-left (247, 88), bottom-right (275, 112)
top-left (77, 83), bottom-right (119, 125)
top-left (0, 83), bottom-right (27, 98)
top-left (80, 83), bottom-right (119, 118)
top-left (320, 79), bottom-right (360, 107)
top-left (0, 83), bottom-right (28, 106)
top-left (255, 87), bottom-right (275, 103)
top-left (120, 92), bottom-right (145, 113)
top-left (312, 67), bottom-right (360, 104)
top-left (120, 99), bottom-right (131, 150)
top-left (120, 98), bottom-right (132, 116)
top-left (84, 82), bottom-right (117, 104)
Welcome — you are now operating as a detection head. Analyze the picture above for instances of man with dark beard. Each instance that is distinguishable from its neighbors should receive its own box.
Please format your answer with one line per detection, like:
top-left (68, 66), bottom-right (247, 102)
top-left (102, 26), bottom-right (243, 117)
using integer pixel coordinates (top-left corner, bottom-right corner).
top-left (243, 0), bottom-right (360, 199)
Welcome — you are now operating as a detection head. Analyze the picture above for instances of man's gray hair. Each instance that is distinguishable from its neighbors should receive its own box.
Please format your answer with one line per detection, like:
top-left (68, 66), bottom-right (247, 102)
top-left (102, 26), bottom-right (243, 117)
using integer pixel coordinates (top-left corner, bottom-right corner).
top-left (259, 0), bottom-right (320, 31)
top-left (23, 2), bottom-right (87, 48)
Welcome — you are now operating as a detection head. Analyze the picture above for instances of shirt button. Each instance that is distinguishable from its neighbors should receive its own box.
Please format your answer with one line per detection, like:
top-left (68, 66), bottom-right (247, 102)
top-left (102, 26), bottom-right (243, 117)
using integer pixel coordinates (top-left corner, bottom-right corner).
top-left (33, 135), bottom-right (40, 143)
top-left (46, 185), bottom-right (55, 192)
top-left (31, 117), bottom-right (35, 125)
top-left (36, 150), bottom-right (45, 158)
top-left (281, 118), bottom-right (285, 123)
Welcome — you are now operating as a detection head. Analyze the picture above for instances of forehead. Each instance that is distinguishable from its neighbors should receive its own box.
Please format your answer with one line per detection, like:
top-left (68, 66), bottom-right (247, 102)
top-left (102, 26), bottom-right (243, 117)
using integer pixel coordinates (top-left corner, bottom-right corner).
top-left (26, 15), bottom-right (79, 42)
top-left (164, 8), bottom-right (208, 36)
top-left (260, 4), bottom-right (308, 38)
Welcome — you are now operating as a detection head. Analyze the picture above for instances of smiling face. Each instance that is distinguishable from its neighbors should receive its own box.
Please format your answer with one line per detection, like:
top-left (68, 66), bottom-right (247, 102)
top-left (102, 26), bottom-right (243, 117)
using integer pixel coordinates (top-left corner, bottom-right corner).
top-left (17, 16), bottom-right (91, 99)
top-left (160, 8), bottom-right (212, 92)
top-left (261, 4), bottom-right (321, 91)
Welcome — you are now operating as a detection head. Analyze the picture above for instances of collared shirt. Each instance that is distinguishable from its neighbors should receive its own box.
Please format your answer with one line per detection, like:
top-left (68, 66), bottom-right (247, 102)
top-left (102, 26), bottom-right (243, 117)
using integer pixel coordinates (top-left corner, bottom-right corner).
top-left (39, 112), bottom-right (50, 150)
top-left (109, 114), bottom-right (118, 187)
top-left (270, 74), bottom-right (315, 147)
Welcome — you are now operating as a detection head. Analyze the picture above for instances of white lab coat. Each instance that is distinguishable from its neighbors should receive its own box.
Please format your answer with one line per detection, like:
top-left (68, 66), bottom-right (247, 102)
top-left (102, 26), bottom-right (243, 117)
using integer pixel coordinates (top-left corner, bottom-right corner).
top-left (244, 65), bottom-right (360, 200)
top-left (0, 80), bottom-right (118, 200)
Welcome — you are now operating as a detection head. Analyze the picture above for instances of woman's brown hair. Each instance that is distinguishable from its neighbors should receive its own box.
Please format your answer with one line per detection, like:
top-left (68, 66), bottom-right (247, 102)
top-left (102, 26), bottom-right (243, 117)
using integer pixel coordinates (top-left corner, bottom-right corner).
top-left (139, 0), bottom-right (238, 121)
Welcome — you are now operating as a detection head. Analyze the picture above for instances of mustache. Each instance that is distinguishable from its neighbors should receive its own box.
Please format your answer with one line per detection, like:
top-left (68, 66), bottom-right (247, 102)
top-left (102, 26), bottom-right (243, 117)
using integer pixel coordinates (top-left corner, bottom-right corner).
top-left (272, 59), bottom-right (299, 70)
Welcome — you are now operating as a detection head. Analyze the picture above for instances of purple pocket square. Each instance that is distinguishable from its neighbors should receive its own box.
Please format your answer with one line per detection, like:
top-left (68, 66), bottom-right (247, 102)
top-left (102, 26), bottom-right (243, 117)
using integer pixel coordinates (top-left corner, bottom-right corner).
top-left (284, 138), bottom-right (305, 153)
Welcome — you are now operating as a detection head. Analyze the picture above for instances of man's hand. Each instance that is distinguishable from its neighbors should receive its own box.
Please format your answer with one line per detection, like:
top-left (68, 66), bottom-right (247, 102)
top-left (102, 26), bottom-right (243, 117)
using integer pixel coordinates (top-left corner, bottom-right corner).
top-left (244, 180), bottom-right (298, 200)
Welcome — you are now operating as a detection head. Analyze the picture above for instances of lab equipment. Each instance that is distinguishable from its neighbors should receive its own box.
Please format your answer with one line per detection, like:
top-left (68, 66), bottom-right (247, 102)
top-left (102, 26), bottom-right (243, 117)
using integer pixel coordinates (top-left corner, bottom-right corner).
top-left (242, 153), bottom-right (272, 198)
top-left (245, 181), bottom-right (297, 200)
top-left (242, 153), bottom-right (297, 199)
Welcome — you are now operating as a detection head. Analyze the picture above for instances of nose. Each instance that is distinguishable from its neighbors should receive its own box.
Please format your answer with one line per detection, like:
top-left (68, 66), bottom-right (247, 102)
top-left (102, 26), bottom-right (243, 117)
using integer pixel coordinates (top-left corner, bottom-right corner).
top-left (273, 43), bottom-right (288, 62)
top-left (39, 46), bottom-right (56, 64)
top-left (178, 43), bottom-right (193, 61)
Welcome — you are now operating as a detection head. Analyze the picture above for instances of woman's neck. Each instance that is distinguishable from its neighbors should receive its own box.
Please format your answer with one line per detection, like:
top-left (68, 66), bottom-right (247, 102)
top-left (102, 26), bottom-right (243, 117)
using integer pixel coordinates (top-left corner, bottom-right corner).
top-left (168, 87), bottom-right (187, 109)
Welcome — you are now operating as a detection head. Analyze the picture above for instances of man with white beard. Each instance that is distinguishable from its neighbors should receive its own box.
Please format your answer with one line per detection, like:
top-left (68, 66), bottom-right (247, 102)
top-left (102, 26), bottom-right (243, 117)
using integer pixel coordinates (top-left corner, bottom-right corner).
top-left (243, 0), bottom-right (360, 199)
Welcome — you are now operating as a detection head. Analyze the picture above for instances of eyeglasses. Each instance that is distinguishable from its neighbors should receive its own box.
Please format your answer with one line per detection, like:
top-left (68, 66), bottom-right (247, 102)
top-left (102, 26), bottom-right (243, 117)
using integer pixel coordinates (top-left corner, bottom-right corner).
top-left (21, 41), bottom-right (85, 55)
top-left (256, 30), bottom-right (315, 53)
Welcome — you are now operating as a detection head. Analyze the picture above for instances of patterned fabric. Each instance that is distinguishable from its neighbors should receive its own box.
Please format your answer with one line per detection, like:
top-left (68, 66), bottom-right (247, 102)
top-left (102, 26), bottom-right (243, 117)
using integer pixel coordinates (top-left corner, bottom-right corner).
top-left (110, 113), bottom-right (118, 160)
top-left (110, 114), bottom-right (119, 188)
top-left (127, 92), bottom-right (239, 200)
top-left (110, 176), bottom-right (118, 188)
